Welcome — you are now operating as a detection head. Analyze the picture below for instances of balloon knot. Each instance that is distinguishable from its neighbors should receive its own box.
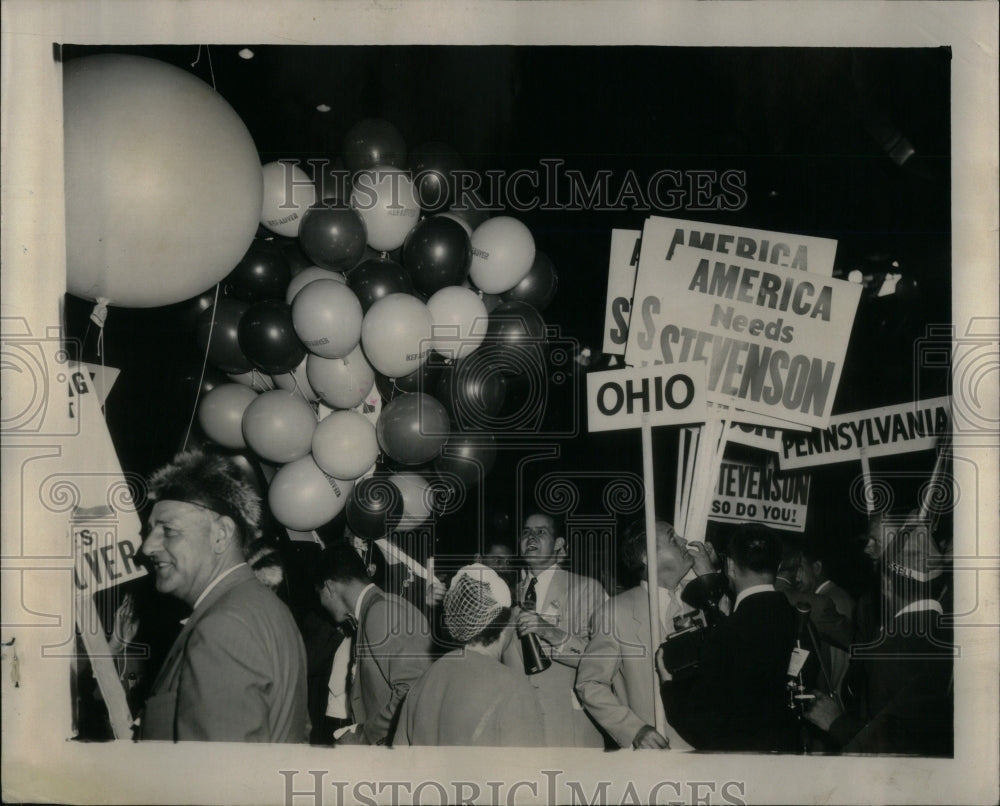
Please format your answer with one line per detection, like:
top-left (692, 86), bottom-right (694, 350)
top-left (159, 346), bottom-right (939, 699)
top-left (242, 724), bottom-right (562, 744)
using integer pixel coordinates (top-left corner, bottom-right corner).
top-left (89, 298), bottom-right (111, 329)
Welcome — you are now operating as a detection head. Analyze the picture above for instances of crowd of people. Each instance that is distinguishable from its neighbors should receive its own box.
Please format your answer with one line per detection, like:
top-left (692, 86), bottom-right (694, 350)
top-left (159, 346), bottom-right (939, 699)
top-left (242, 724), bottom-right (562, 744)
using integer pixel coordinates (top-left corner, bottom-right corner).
top-left (120, 449), bottom-right (953, 754)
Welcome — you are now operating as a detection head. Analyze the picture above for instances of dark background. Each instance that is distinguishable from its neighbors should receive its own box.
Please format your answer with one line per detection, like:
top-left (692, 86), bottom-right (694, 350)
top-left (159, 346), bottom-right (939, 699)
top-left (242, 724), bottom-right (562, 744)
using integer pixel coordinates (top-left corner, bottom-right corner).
top-left (60, 45), bottom-right (952, 596)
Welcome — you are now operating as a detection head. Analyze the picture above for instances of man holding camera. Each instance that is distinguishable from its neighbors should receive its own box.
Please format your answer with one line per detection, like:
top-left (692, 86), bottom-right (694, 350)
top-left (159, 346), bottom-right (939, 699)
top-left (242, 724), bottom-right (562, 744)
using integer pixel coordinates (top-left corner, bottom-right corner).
top-left (658, 523), bottom-right (802, 753)
top-left (576, 520), bottom-right (712, 750)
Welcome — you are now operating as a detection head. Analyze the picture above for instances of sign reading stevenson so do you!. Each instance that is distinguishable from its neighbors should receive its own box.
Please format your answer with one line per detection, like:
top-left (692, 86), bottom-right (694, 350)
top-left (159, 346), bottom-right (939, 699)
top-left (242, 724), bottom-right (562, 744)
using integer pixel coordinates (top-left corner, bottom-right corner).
top-left (625, 217), bottom-right (861, 430)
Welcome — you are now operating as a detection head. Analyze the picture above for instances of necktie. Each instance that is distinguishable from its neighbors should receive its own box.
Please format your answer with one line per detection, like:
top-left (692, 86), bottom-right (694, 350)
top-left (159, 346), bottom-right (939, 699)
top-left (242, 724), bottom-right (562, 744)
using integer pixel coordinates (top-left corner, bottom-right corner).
top-left (524, 576), bottom-right (539, 611)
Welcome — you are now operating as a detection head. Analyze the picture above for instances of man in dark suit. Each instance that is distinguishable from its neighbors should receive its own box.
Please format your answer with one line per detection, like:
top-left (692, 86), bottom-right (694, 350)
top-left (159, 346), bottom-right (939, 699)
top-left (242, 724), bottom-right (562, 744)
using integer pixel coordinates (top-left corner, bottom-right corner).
top-left (805, 517), bottom-right (953, 755)
top-left (315, 541), bottom-right (433, 745)
top-left (660, 523), bottom-right (802, 753)
top-left (138, 451), bottom-right (308, 742)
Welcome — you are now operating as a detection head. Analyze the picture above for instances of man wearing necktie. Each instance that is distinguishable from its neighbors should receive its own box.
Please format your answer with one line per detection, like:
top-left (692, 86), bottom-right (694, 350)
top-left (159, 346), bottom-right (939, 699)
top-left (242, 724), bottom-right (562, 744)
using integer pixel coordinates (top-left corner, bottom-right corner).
top-left (506, 512), bottom-right (608, 747)
top-left (576, 519), bottom-right (709, 750)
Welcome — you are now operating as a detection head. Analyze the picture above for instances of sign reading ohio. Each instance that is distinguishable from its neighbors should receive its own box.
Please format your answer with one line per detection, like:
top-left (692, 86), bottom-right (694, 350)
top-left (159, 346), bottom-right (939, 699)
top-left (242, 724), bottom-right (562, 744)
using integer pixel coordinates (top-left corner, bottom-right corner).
top-left (626, 229), bottom-right (860, 429)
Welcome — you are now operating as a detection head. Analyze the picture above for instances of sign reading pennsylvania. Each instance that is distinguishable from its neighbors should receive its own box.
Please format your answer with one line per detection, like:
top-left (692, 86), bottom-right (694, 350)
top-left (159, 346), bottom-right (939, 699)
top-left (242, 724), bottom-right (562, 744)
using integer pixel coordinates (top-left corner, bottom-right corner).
top-left (778, 397), bottom-right (951, 470)
top-left (625, 238), bottom-right (861, 429)
top-left (709, 460), bottom-right (811, 533)
top-left (587, 362), bottom-right (707, 432)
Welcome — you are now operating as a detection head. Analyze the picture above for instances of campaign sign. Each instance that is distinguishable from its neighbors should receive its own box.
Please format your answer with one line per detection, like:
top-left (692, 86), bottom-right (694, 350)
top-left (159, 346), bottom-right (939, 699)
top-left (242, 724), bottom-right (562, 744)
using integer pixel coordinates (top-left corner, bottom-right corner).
top-left (603, 229), bottom-right (642, 356)
top-left (625, 240), bottom-right (861, 429)
top-left (778, 397), bottom-right (951, 470)
top-left (709, 459), bottom-right (811, 533)
top-left (73, 512), bottom-right (147, 594)
top-left (587, 362), bottom-right (707, 432)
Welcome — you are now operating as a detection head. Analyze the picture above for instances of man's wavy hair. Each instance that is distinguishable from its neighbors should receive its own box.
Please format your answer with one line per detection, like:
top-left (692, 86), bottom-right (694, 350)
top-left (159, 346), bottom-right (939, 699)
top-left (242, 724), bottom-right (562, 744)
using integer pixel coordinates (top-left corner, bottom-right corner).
top-left (147, 451), bottom-right (262, 555)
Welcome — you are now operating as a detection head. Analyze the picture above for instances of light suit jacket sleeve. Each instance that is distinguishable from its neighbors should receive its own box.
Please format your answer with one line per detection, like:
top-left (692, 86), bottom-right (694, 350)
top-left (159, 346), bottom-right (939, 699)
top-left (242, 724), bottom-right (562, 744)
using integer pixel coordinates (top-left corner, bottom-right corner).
top-left (547, 571), bottom-right (608, 668)
top-left (575, 596), bottom-right (646, 747)
top-left (175, 609), bottom-right (273, 741)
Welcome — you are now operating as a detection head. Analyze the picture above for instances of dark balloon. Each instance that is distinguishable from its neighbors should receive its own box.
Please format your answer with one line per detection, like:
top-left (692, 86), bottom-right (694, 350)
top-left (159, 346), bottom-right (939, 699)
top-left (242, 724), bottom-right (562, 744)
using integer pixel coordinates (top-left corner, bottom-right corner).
top-left (346, 258), bottom-right (414, 312)
top-left (486, 300), bottom-right (546, 344)
top-left (238, 300), bottom-right (306, 374)
top-left (196, 297), bottom-right (253, 373)
top-left (178, 362), bottom-right (230, 404)
top-left (223, 239), bottom-right (291, 302)
top-left (448, 197), bottom-right (491, 231)
top-left (346, 475), bottom-right (404, 539)
top-left (376, 392), bottom-right (450, 466)
top-left (401, 216), bottom-right (472, 296)
top-left (282, 239), bottom-right (316, 274)
top-left (436, 359), bottom-right (507, 425)
top-left (175, 287), bottom-right (225, 332)
top-left (500, 251), bottom-right (558, 311)
top-left (409, 142), bottom-right (465, 213)
top-left (299, 205), bottom-right (368, 271)
top-left (375, 361), bottom-right (442, 401)
top-left (342, 118), bottom-right (407, 174)
top-left (434, 433), bottom-right (497, 490)
top-left (315, 158), bottom-right (351, 204)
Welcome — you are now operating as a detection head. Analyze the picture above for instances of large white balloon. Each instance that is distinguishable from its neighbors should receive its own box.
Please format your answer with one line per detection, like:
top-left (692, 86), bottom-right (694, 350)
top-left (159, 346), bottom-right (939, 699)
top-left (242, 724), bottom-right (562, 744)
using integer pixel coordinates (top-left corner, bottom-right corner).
top-left (64, 55), bottom-right (262, 307)
top-left (272, 355), bottom-right (320, 403)
top-left (350, 166), bottom-right (420, 252)
top-left (268, 455), bottom-right (354, 531)
top-left (426, 285), bottom-right (490, 360)
top-left (291, 279), bottom-right (364, 359)
top-left (312, 410), bottom-right (378, 480)
top-left (468, 216), bottom-right (536, 294)
top-left (307, 344), bottom-right (376, 409)
top-left (260, 161), bottom-right (317, 238)
top-left (360, 293), bottom-right (433, 378)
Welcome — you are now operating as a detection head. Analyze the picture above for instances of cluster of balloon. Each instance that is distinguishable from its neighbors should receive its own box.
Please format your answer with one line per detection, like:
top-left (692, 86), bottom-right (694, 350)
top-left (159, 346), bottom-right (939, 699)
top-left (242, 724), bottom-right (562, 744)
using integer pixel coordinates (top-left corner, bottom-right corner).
top-left (164, 108), bottom-right (561, 535)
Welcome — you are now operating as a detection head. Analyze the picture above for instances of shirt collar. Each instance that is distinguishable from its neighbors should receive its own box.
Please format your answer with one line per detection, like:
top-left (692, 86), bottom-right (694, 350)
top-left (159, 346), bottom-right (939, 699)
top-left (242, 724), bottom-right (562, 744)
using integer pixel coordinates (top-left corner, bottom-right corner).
top-left (192, 562), bottom-right (247, 612)
top-left (895, 599), bottom-right (944, 619)
top-left (733, 583), bottom-right (775, 612)
top-left (816, 580), bottom-right (833, 595)
top-left (354, 582), bottom-right (377, 621)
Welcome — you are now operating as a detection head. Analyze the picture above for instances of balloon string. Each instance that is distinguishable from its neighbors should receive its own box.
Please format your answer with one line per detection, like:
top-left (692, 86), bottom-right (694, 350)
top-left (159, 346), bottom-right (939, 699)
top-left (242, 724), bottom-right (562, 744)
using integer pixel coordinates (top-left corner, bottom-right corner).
top-left (182, 284), bottom-right (220, 451)
top-left (190, 45), bottom-right (217, 91)
top-left (86, 298), bottom-right (111, 419)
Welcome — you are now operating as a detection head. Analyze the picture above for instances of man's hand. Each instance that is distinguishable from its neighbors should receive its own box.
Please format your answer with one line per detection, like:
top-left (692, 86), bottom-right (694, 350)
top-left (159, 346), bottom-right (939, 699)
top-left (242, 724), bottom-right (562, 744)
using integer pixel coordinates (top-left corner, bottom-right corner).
top-left (632, 724), bottom-right (670, 749)
top-left (654, 645), bottom-right (671, 683)
top-left (516, 610), bottom-right (562, 646)
top-left (686, 541), bottom-right (718, 576)
top-left (426, 577), bottom-right (446, 606)
top-left (804, 690), bottom-right (843, 732)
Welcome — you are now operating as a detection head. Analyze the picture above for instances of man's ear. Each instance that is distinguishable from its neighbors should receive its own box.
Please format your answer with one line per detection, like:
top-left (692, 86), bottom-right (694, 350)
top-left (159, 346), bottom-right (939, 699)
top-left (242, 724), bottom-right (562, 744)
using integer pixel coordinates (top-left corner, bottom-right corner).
top-left (812, 560), bottom-right (824, 579)
top-left (212, 514), bottom-right (237, 554)
top-left (554, 536), bottom-right (567, 556)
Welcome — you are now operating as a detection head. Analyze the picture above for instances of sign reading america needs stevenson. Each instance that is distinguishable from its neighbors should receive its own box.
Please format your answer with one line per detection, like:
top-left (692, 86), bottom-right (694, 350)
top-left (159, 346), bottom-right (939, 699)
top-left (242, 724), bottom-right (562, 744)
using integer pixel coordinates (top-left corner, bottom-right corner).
top-left (625, 238), bottom-right (862, 429)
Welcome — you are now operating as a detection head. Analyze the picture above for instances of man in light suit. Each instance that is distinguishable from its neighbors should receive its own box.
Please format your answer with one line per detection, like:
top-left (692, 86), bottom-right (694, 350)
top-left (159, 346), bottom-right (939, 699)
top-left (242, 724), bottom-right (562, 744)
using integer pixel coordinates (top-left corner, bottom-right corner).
top-left (315, 541), bottom-right (433, 745)
top-left (506, 512), bottom-right (607, 747)
top-left (138, 451), bottom-right (308, 742)
top-left (576, 520), bottom-right (711, 750)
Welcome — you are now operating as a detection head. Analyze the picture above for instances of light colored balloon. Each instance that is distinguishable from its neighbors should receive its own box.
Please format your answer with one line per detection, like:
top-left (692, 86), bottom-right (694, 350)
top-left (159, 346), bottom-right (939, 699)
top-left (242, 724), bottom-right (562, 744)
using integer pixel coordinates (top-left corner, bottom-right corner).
top-left (439, 211), bottom-right (474, 240)
top-left (360, 293), bottom-right (433, 378)
top-left (227, 370), bottom-right (275, 392)
top-left (286, 267), bottom-right (347, 303)
top-left (426, 285), bottom-right (490, 359)
top-left (197, 383), bottom-right (258, 449)
top-left (64, 54), bottom-right (262, 307)
top-left (468, 216), bottom-right (536, 294)
top-left (242, 389), bottom-right (317, 464)
top-left (312, 410), bottom-right (378, 480)
top-left (388, 472), bottom-right (432, 526)
top-left (272, 355), bottom-right (320, 403)
top-left (291, 279), bottom-right (364, 359)
top-left (260, 161), bottom-right (317, 238)
top-left (268, 454), bottom-right (354, 531)
top-left (307, 344), bottom-right (376, 409)
top-left (350, 166), bottom-right (421, 252)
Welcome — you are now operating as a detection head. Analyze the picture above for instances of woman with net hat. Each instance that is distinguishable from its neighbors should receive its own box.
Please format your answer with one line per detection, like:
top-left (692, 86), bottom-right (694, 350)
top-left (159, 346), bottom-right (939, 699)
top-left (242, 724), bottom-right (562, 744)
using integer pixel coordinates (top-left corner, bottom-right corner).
top-left (393, 564), bottom-right (544, 747)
